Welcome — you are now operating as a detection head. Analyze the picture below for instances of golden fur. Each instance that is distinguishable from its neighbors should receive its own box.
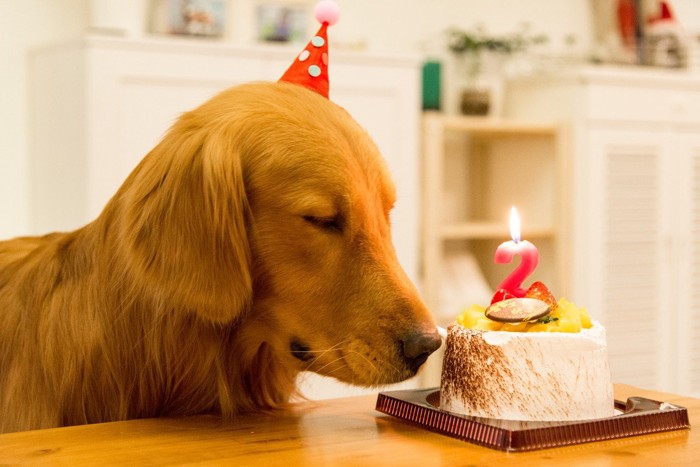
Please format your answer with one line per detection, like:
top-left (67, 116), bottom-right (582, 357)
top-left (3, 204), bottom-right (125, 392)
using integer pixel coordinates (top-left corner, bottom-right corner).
top-left (0, 82), bottom-right (439, 433)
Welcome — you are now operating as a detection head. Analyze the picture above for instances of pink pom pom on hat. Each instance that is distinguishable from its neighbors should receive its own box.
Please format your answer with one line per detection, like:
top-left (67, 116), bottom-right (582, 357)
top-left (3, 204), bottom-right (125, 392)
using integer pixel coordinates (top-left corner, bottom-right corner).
top-left (279, 0), bottom-right (340, 99)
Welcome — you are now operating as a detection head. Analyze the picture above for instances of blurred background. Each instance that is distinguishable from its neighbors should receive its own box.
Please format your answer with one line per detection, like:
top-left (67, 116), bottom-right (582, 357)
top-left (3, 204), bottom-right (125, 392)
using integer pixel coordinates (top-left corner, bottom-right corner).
top-left (2, 0), bottom-right (700, 399)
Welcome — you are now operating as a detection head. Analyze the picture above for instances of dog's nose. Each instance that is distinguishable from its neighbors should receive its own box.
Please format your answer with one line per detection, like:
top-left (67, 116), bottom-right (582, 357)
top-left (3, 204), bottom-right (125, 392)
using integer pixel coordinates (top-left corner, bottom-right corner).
top-left (401, 330), bottom-right (442, 372)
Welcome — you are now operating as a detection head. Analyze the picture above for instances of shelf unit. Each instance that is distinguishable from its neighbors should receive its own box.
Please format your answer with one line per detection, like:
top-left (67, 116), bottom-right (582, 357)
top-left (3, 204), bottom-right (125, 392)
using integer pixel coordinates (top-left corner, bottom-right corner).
top-left (421, 112), bottom-right (566, 325)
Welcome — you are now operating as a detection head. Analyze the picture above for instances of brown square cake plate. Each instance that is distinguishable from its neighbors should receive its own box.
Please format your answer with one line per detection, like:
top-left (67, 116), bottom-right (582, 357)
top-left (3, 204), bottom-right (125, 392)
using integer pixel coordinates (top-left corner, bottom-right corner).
top-left (375, 388), bottom-right (690, 452)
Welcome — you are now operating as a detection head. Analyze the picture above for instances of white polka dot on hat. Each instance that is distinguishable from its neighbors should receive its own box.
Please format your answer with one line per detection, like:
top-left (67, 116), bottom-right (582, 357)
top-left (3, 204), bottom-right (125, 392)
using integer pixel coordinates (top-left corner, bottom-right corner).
top-left (278, 1), bottom-right (340, 99)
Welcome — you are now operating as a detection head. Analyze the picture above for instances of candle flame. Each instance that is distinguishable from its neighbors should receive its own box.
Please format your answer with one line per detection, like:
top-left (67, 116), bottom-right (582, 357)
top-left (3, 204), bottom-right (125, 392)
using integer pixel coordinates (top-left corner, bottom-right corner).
top-left (509, 206), bottom-right (521, 243)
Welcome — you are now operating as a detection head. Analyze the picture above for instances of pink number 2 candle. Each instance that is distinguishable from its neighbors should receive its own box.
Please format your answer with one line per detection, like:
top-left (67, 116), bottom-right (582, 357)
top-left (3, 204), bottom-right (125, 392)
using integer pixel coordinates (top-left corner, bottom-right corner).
top-left (494, 207), bottom-right (539, 297)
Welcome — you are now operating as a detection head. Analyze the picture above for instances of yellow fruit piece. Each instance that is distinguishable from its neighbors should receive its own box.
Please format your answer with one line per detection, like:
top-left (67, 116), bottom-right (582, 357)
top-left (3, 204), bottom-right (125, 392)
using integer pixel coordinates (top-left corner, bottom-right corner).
top-left (473, 318), bottom-right (503, 331)
top-left (557, 318), bottom-right (581, 333)
top-left (456, 304), bottom-right (486, 329)
top-left (501, 321), bottom-right (528, 332)
top-left (579, 306), bottom-right (592, 328)
top-left (524, 323), bottom-right (550, 333)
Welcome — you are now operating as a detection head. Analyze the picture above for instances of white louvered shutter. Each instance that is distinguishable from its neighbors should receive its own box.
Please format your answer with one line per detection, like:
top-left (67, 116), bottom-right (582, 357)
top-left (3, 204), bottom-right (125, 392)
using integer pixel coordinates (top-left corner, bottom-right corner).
top-left (588, 128), bottom-right (668, 390)
top-left (675, 133), bottom-right (700, 397)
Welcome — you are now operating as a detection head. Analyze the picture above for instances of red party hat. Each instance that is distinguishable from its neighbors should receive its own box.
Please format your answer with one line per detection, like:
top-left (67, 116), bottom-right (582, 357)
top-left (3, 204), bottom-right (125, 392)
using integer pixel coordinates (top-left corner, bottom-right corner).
top-left (279, 1), bottom-right (340, 99)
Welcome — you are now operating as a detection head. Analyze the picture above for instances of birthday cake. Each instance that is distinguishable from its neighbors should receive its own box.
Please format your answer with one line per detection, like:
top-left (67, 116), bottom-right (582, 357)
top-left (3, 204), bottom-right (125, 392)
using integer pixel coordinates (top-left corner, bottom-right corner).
top-left (439, 209), bottom-right (614, 422)
top-left (440, 283), bottom-right (615, 421)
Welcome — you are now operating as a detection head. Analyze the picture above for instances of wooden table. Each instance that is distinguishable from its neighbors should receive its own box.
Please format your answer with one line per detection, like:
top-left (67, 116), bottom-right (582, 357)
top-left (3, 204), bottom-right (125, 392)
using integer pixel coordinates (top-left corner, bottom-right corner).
top-left (0, 384), bottom-right (696, 466)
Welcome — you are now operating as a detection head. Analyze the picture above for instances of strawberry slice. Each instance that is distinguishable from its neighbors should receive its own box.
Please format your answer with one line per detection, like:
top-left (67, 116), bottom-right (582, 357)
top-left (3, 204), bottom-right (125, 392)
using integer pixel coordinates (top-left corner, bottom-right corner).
top-left (525, 281), bottom-right (558, 311)
top-left (490, 288), bottom-right (516, 304)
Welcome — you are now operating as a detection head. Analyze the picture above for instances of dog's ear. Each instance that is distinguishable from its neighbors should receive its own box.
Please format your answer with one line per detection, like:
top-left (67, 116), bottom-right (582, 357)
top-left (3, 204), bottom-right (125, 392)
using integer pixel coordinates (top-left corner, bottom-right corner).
top-left (115, 118), bottom-right (252, 324)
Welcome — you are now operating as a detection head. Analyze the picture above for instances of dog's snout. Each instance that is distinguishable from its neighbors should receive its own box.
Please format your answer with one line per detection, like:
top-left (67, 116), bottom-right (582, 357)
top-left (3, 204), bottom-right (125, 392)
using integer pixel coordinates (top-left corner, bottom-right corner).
top-left (401, 331), bottom-right (442, 372)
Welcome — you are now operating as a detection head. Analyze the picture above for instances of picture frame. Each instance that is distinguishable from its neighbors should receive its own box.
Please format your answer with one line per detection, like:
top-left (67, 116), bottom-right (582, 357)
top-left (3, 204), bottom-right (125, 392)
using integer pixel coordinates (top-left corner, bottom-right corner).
top-left (255, 2), bottom-right (310, 43)
top-left (149, 0), bottom-right (227, 38)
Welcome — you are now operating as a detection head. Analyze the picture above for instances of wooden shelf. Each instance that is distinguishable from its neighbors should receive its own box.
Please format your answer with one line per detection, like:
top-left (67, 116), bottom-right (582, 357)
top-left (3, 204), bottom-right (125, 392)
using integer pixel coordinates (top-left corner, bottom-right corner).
top-left (425, 112), bottom-right (559, 137)
top-left (440, 222), bottom-right (556, 240)
top-left (421, 111), bottom-right (564, 309)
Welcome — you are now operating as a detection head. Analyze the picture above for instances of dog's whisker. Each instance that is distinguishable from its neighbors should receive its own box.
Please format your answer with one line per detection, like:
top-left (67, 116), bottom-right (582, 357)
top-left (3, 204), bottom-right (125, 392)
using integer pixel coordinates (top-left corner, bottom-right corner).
top-left (295, 344), bottom-right (346, 356)
top-left (303, 340), bottom-right (350, 365)
top-left (342, 349), bottom-right (380, 373)
top-left (309, 346), bottom-right (349, 373)
top-left (309, 345), bottom-right (350, 371)
top-left (302, 338), bottom-right (413, 384)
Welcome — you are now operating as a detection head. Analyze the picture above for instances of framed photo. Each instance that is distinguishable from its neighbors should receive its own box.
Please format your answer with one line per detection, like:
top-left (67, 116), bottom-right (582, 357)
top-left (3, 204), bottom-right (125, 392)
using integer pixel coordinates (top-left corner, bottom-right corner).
top-left (150, 0), bottom-right (227, 38)
top-left (256, 2), bottom-right (309, 43)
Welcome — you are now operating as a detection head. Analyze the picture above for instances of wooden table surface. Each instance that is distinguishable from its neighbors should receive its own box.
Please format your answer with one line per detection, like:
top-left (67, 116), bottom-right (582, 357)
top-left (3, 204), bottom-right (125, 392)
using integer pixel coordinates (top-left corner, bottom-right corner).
top-left (0, 384), bottom-right (696, 466)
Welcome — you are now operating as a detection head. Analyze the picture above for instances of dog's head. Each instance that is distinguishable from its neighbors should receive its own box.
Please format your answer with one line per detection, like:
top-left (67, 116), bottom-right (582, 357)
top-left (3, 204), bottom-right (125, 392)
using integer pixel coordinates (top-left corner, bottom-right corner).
top-left (118, 82), bottom-right (440, 386)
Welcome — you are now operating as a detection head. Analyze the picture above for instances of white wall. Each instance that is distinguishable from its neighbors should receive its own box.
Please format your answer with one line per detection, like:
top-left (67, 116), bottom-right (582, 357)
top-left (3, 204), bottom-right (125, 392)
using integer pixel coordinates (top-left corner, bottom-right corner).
top-left (0, 0), bottom-right (89, 239)
top-left (334, 0), bottom-right (594, 54)
top-left (2, 0), bottom-right (700, 238)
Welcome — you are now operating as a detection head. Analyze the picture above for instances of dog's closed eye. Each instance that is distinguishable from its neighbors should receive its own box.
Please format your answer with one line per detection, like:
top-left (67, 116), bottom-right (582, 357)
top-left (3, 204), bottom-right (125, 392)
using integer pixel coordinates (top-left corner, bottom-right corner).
top-left (302, 215), bottom-right (344, 233)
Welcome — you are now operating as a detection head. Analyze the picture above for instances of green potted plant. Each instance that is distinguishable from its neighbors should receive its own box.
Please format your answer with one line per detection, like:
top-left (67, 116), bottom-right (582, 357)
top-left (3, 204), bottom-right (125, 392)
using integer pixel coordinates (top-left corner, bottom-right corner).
top-left (447, 24), bottom-right (547, 115)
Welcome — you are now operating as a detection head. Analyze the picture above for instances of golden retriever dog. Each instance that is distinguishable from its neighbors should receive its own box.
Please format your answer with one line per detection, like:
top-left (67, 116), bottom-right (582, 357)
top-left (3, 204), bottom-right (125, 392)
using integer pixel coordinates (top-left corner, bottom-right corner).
top-left (0, 81), bottom-right (440, 433)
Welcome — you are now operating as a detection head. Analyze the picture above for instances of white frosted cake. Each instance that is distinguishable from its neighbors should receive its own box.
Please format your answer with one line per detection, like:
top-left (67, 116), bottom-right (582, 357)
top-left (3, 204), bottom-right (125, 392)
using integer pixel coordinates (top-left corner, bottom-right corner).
top-left (440, 285), bottom-right (615, 422)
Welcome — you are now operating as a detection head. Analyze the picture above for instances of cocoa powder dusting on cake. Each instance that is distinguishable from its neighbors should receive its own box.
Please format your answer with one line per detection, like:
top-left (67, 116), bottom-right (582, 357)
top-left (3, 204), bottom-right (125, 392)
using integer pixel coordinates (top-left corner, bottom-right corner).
top-left (441, 322), bottom-right (614, 421)
top-left (441, 325), bottom-right (511, 416)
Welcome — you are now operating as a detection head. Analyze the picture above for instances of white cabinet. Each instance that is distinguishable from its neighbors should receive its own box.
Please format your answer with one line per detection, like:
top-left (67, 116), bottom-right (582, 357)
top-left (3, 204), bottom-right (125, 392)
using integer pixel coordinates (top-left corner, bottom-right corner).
top-left (30, 35), bottom-right (422, 399)
top-left (506, 67), bottom-right (700, 396)
top-left (585, 127), bottom-right (669, 390)
top-left (672, 132), bottom-right (700, 395)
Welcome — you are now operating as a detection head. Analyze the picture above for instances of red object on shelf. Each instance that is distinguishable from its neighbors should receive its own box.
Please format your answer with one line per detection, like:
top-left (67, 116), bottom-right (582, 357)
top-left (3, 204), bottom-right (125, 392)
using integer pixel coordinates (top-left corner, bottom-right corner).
top-left (648, 1), bottom-right (675, 24)
top-left (617, 0), bottom-right (637, 51)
